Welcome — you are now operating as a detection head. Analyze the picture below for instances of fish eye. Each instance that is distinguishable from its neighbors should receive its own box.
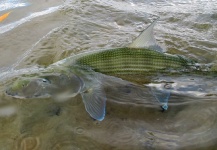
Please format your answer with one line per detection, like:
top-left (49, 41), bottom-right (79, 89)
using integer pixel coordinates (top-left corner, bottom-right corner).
top-left (42, 78), bottom-right (50, 83)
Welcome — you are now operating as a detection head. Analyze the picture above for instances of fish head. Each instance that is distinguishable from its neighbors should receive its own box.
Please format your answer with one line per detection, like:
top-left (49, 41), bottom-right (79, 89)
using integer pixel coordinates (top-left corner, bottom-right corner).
top-left (5, 73), bottom-right (83, 99)
top-left (6, 77), bottom-right (55, 99)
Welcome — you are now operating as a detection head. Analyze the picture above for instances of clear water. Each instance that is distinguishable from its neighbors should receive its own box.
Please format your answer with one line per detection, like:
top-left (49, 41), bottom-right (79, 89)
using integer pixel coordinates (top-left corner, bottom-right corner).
top-left (0, 0), bottom-right (217, 149)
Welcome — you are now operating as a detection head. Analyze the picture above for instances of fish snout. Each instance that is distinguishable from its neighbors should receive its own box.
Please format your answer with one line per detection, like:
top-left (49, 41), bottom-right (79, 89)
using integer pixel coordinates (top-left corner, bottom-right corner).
top-left (5, 89), bottom-right (22, 98)
top-left (5, 88), bottom-right (16, 96)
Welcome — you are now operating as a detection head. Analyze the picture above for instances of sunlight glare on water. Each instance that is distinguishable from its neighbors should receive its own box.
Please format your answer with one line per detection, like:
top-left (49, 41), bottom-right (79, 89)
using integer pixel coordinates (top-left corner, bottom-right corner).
top-left (0, 0), bottom-right (29, 11)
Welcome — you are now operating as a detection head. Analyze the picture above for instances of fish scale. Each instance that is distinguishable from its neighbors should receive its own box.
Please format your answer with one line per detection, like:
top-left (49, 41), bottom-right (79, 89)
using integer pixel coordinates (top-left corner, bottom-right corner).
top-left (75, 47), bottom-right (193, 75)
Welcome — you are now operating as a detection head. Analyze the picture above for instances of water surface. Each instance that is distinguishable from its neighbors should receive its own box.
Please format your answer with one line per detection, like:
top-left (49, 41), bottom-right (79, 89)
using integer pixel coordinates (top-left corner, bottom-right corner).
top-left (0, 0), bottom-right (217, 149)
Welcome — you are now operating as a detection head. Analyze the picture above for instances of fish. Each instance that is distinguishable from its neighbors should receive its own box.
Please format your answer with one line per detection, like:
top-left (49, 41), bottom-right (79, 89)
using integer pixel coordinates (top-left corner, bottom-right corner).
top-left (5, 18), bottom-right (217, 121)
top-left (0, 12), bottom-right (11, 22)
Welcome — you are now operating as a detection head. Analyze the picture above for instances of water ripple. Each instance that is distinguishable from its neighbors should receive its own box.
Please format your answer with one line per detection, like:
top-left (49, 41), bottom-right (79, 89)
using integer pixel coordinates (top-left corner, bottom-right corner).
top-left (0, 0), bottom-right (29, 12)
top-left (0, 0), bottom-right (217, 149)
top-left (0, 6), bottom-right (60, 34)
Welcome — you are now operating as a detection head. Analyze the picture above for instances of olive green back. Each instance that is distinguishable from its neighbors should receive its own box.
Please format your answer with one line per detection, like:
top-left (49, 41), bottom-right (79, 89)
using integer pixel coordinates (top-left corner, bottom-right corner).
top-left (75, 47), bottom-right (193, 76)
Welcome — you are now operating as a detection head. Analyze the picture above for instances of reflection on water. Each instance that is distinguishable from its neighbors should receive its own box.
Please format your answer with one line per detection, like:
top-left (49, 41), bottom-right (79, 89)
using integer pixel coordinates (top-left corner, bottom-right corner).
top-left (0, 0), bottom-right (29, 11)
top-left (0, 6), bottom-right (60, 34)
top-left (0, 0), bottom-right (217, 149)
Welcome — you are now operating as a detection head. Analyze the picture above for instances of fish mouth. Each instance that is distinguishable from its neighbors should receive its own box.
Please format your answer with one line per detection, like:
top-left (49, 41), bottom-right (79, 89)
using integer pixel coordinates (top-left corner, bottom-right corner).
top-left (32, 93), bottom-right (51, 99)
top-left (5, 90), bottom-right (26, 99)
top-left (5, 90), bottom-right (51, 99)
top-left (5, 89), bottom-right (16, 96)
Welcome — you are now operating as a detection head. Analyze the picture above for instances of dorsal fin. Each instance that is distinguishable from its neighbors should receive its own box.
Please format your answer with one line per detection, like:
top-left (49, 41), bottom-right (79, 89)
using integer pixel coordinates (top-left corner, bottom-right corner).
top-left (128, 17), bottom-right (164, 52)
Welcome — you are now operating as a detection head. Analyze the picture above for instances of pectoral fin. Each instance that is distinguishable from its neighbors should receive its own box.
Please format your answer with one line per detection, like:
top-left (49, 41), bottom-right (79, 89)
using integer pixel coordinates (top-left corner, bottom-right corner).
top-left (151, 87), bottom-right (170, 111)
top-left (81, 85), bottom-right (106, 121)
top-left (128, 17), bottom-right (164, 52)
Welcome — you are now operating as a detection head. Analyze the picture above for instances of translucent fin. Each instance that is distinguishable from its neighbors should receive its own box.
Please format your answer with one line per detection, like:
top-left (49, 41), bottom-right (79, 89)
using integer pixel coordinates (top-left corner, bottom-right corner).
top-left (128, 17), bottom-right (164, 52)
top-left (151, 87), bottom-right (170, 111)
top-left (81, 85), bottom-right (106, 121)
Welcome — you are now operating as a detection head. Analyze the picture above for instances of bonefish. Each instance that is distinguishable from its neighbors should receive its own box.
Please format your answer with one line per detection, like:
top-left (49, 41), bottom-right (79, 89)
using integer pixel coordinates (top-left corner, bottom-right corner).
top-left (5, 18), bottom-right (216, 121)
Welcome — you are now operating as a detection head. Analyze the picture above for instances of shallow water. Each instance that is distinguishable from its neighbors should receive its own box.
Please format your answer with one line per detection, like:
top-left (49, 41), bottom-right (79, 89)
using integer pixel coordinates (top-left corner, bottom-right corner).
top-left (0, 0), bottom-right (217, 149)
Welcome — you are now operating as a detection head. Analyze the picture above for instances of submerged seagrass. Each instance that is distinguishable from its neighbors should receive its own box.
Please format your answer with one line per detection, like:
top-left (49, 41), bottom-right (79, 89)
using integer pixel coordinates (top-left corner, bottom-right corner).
top-left (5, 18), bottom-right (216, 121)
